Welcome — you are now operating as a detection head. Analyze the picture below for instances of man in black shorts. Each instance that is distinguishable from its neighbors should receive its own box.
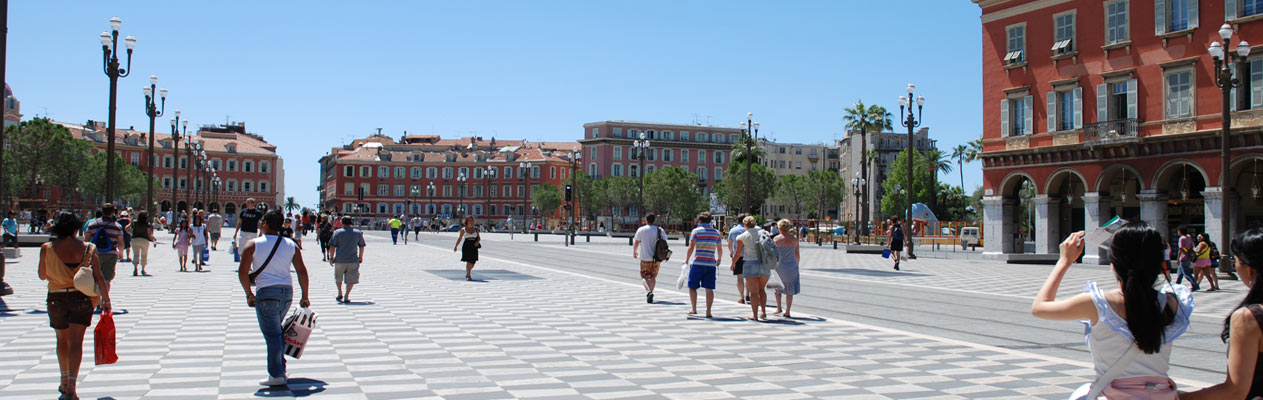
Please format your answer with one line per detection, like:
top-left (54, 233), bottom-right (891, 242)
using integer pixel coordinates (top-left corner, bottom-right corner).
top-left (233, 198), bottom-right (264, 251)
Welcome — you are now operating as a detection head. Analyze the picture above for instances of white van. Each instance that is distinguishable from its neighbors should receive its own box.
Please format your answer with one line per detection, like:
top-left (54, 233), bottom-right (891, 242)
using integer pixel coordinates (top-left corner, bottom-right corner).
top-left (960, 227), bottom-right (981, 249)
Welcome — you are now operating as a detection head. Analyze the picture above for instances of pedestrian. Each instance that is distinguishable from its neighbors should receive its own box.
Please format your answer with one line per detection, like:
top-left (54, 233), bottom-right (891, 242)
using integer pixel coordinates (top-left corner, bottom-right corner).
top-left (327, 216), bottom-right (365, 303)
top-left (412, 216), bottom-right (423, 240)
top-left (84, 204), bottom-right (124, 283)
top-left (1181, 227), bottom-right (1263, 399)
top-left (727, 213), bottom-right (749, 304)
top-left (290, 212), bottom-right (303, 250)
top-left (39, 211), bottom-right (112, 400)
top-left (191, 212), bottom-right (208, 272)
top-left (1194, 233), bottom-right (1221, 291)
top-left (2, 210), bottom-right (18, 250)
top-left (280, 215), bottom-right (295, 239)
top-left (388, 215), bottom-right (402, 245)
top-left (206, 209), bottom-right (224, 251)
top-left (886, 217), bottom-right (905, 271)
top-left (734, 216), bottom-right (769, 321)
top-left (118, 211), bottom-right (132, 263)
top-left (1031, 224), bottom-right (1189, 399)
top-left (402, 215), bottom-right (410, 245)
top-left (173, 218), bottom-right (192, 272)
top-left (317, 215), bottom-right (334, 262)
top-left (772, 219), bottom-right (801, 318)
top-left (233, 198), bottom-right (264, 253)
top-left (454, 216), bottom-right (481, 281)
top-left (684, 212), bottom-right (723, 318)
top-left (632, 213), bottom-right (666, 304)
top-left (1176, 227), bottom-right (1198, 290)
top-left (130, 211), bottom-right (156, 276)
top-left (236, 209), bottom-right (311, 387)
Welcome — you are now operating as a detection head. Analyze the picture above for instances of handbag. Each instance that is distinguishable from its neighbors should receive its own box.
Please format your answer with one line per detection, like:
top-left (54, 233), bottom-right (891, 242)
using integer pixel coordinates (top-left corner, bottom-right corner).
top-left (767, 270), bottom-right (785, 290)
top-left (248, 237), bottom-right (284, 286)
top-left (201, 246), bottom-right (210, 263)
top-left (73, 244), bottom-right (100, 297)
top-left (881, 248), bottom-right (891, 259)
top-left (282, 307), bottom-right (318, 359)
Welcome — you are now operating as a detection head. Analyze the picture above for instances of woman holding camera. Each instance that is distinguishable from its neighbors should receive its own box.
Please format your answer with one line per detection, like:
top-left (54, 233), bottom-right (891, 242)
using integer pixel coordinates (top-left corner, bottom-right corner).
top-left (1031, 222), bottom-right (1190, 398)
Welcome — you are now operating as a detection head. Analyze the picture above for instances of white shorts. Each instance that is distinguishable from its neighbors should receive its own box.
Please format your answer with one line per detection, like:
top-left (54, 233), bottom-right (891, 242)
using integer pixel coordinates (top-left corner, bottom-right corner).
top-left (238, 231), bottom-right (258, 250)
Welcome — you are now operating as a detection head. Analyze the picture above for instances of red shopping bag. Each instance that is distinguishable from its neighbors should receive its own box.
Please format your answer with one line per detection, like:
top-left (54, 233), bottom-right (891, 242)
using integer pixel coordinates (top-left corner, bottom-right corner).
top-left (94, 312), bottom-right (117, 365)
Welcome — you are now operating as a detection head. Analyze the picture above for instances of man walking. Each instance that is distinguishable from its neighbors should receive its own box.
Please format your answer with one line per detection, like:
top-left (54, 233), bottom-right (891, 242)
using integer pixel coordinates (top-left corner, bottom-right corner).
top-left (85, 204), bottom-right (125, 283)
top-left (234, 198), bottom-right (264, 251)
top-left (685, 212), bottom-right (723, 318)
top-left (727, 213), bottom-right (748, 304)
top-left (207, 209), bottom-right (225, 251)
top-left (1176, 226), bottom-right (1199, 290)
top-left (632, 213), bottom-right (666, 304)
top-left (237, 210), bottom-right (311, 387)
top-left (388, 215), bottom-right (402, 245)
top-left (327, 216), bottom-right (366, 303)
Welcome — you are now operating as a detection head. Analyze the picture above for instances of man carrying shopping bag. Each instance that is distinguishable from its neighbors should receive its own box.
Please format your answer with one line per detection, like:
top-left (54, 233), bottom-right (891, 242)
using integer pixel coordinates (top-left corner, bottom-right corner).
top-left (238, 210), bottom-right (311, 387)
top-left (684, 212), bottom-right (723, 318)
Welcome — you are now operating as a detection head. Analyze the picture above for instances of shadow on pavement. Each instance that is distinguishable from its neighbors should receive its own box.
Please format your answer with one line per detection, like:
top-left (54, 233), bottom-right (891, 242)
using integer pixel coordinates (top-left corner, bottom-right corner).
top-left (0, 297), bottom-right (13, 317)
top-left (255, 377), bottom-right (327, 397)
top-left (815, 268), bottom-right (927, 277)
top-left (340, 301), bottom-right (376, 306)
top-left (761, 318), bottom-right (805, 326)
top-left (784, 315), bottom-right (827, 322)
top-left (651, 301), bottom-right (685, 306)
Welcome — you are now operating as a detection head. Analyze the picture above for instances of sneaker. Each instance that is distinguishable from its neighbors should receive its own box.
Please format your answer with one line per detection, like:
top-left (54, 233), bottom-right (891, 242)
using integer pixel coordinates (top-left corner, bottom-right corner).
top-left (648, 292), bottom-right (655, 304)
top-left (336, 295), bottom-right (343, 303)
top-left (259, 376), bottom-right (287, 386)
top-left (646, 293), bottom-right (652, 304)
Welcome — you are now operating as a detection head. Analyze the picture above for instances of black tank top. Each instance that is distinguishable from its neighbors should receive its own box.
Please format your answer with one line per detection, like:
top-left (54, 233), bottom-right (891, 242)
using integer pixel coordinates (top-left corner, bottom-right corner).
top-left (1243, 304), bottom-right (1263, 398)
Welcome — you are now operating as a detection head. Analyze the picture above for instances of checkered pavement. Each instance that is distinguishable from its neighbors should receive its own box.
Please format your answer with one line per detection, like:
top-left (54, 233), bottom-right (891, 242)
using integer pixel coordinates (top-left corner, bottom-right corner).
top-left (0, 231), bottom-right (1191, 399)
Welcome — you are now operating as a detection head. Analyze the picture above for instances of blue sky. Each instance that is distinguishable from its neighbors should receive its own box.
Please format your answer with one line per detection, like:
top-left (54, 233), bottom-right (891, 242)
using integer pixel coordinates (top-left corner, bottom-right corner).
top-left (9, 1), bottom-right (984, 209)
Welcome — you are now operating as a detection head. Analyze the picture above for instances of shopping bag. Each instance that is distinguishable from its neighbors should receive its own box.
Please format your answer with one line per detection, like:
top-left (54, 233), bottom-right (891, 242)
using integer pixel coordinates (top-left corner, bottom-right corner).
top-left (676, 262), bottom-right (689, 290)
top-left (231, 241), bottom-right (240, 263)
top-left (201, 246), bottom-right (210, 263)
top-left (881, 248), bottom-right (891, 258)
top-left (767, 270), bottom-right (785, 291)
top-left (281, 307), bottom-right (317, 359)
top-left (94, 312), bottom-right (118, 365)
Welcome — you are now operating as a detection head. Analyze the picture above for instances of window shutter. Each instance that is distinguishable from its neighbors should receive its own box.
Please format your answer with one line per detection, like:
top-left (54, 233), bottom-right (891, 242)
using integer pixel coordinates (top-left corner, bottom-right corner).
top-left (1155, 0), bottom-right (1167, 35)
top-left (1023, 95), bottom-right (1034, 135)
top-left (1000, 99), bottom-right (1009, 137)
top-left (1228, 0), bottom-right (1239, 21)
top-left (1126, 78), bottom-right (1138, 119)
top-left (1073, 87), bottom-right (1084, 128)
top-left (1047, 91), bottom-right (1057, 132)
top-left (1097, 83), bottom-right (1108, 122)
top-left (1232, 66), bottom-right (1239, 111)
top-left (1188, 0), bottom-right (1199, 29)
top-left (1253, 63), bottom-right (1263, 108)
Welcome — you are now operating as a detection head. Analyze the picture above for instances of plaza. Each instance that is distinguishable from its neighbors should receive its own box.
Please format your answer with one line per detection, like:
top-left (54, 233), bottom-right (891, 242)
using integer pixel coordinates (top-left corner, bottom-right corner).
top-left (0, 230), bottom-right (1236, 399)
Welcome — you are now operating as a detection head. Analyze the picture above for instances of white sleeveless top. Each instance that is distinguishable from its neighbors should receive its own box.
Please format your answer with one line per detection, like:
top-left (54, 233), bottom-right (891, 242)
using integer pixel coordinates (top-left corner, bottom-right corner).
top-left (1082, 282), bottom-right (1192, 379)
top-left (250, 234), bottom-right (295, 289)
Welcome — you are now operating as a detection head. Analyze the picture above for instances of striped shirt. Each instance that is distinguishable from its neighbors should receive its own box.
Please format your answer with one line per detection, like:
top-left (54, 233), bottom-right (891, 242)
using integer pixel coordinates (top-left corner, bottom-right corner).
top-left (690, 223), bottom-right (723, 267)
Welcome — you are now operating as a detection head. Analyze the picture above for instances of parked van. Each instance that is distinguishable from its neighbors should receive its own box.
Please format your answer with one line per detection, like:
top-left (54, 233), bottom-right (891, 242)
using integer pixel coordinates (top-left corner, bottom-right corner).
top-left (960, 227), bottom-right (981, 249)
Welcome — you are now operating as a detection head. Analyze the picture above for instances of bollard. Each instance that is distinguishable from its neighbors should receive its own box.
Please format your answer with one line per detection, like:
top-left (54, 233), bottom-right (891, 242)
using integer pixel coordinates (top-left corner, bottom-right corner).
top-left (586, 234), bottom-right (591, 243)
top-left (833, 239), bottom-right (837, 250)
top-left (564, 233), bottom-right (569, 247)
top-left (684, 234), bottom-right (689, 246)
top-left (629, 236), bottom-right (633, 246)
top-left (534, 233), bottom-right (539, 242)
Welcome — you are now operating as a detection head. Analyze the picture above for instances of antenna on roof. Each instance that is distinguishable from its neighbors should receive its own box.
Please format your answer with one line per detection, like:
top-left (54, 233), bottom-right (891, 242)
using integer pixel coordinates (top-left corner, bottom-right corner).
top-left (376, 127), bottom-right (382, 136)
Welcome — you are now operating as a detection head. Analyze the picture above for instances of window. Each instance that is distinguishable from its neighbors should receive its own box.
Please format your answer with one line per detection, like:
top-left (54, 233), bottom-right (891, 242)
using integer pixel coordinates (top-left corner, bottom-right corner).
top-left (361, 183), bottom-right (369, 197)
top-left (504, 166), bottom-right (513, 179)
top-left (130, 153), bottom-right (139, 166)
top-left (442, 167), bottom-right (453, 179)
top-left (344, 183), bottom-right (354, 195)
top-left (394, 204), bottom-right (404, 214)
top-left (714, 168), bottom-right (723, 181)
top-left (646, 165), bottom-right (656, 174)
top-left (394, 167), bottom-right (405, 178)
top-left (163, 156), bottom-right (173, 169)
top-left (698, 133), bottom-right (708, 142)
top-left (411, 167), bottom-right (422, 178)
top-left (648, 149), bottom-right (656, 161)
top-left (1156, 0), bottom-right (1197, 35)
top-left (730, 134), bottom-right (738, 143)
top-left (394, 184), bottom-right (405, 196)
top-left (613, 146), bottom-right (622, 160)
top-left (1052, 12), bottom-right (1074, 54)
top-left (713, 151), bottom-right (724, 164)
top-left (474, 185), bottom-right (484, 198)
top-left (259, 182), bottom-right (268, 193)
top-left (588, 163), bottom-right (597, 177)
top-left (1096, 79), bottom-right (1138, 122)
top-left (360, 166), bottom-right (370, 177)
top-left (1046, 87), bottom-right (1083, 131)
top-left (227, 180), bottom-right (236, 192)
top-left (549, 166), bottom-right (556, 179)
top-left (244, 161), bottom-right (253, 173)
top-left (243, 181), bottom-right (252, 192)
top-left (699, 150), bottom-right (707, 164)
top-left (426, 167), bottom-right (438, 178)
top-left (697, 167), bottom-right (707, 179)
top-left (179, 158), bottom-right (188, 169)
top-left (681, 149), bottom-right (690, 162)
top-left (1165, 70), bottom-right (1194, 119)
top-left (1005, 24), bottom-right (1025, 64)
top-left (663, 131), bottom-right (673, 140)
top-left (443, 185), bottom-right (452, 197)
top-left (178, 178), bottom-right (187, 189)
top-left (1106, 2), bottom-right (1129, 45)
top-left (379, 204), bottom-right (388, 214)
top-left (532, 166), bottom-right (540, 178)
top-left (1243, 58), bottom-right (1263, 110)
top-left (612, 164), bottom-right (623, 177)
top-left (260, 161), bottom-right (270, 173)
top-left (344, 166), bottom-right (354, 177)
top-left (591, 128), bottom-right (599, 138)
top-left (613, 128), bottom-right (622, 137)
top-left (663, 149), bottom-right (673, 162)
top-left (502, 184), bottom-right (512, 198)
top-left (378, 166), bottom-right (389, 178)
top-left (1235, 0), bottom-right (1263, 18)
top-left (1000, 95), bottom-right (1033, 136)
top-left (629, 165), bottom-right (639, 178)
top-left (680, 131), bottom-right (689, 141)
top-left (473, 168), bottom-right (484, 179)
top-left (162, 177), bottom-right (171, 188)
top-left (377, 184), bottom-right (388, 196)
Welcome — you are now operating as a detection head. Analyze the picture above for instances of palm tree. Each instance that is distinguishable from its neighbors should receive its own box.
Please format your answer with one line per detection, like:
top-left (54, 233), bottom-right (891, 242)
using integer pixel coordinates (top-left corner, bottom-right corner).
top-left (843, 100), bottom-right (892, 235)
top-left (729, 135), bottom-right (766, 164)
top-left (284, 196), bottom-right (300, 213)
top-left (951, 144), bottom-right (970, 191)
top-left (921, 148), bottom-right (953, 213)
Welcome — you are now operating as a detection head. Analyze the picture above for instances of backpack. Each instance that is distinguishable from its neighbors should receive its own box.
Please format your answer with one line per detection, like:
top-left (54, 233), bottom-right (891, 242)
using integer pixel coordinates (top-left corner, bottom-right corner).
top-left (757, 229), bottom-right (780, 266)
top-left (318, 223), bottom-right (334, 241)
top-left (652, 227), bottom-right (672, 262)
top-left (90, 224), bottom-right (114, 254)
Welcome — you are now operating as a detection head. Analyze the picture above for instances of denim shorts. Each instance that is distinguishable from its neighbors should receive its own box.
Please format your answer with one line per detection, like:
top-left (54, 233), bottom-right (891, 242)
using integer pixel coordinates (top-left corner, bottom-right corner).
top-left (742, 260), bottom-right (767, 278)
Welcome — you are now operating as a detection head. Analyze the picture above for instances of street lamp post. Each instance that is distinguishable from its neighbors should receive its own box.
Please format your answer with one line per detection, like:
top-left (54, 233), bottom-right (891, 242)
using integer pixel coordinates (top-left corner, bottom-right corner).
top-left (170, 112), bottom-right (186, 227)
top-left (633, 133), bottom-right (650, 218)
top-left (1210, 24), bottom-right (1251, 275)
top-left (100, 16), bottom-right (135, 203)
top-left (142, 75), bottom-right (166, 216)
top-left (184, 136), bottom-right (194, 212)
top-left (570, 147), bottom-right (581, 244)
top-left (898, 83), bottom-right (925, 259)
top-left (739, 113), bottom-right (759, 215)
top-left (850, 172), bottom-right (865, 244)
top-left (483, 166), bottom-right (496, 227)
top-left (519, 161), bottom-right (532, 233)
top-left (457, 171), bottom-right (468, 218)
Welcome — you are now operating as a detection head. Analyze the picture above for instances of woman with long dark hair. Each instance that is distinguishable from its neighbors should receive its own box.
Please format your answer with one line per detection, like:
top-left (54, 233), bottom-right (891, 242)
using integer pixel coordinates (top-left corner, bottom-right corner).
top-left (1194, 233), bottom-right (1221, 291)
top-left (38, 212), bottom-right (111, 399)
top-left (1031, 222), bottom-right (1190, 398)
top-left (1180, 227), bottom-right (1263, 399)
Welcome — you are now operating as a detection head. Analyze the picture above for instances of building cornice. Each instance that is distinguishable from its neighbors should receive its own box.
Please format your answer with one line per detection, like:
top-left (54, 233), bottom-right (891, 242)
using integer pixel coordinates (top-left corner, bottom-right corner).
top-left (583, 120), bottom-right (743, 132)
top-left (979, 0), bottom-right (1073, 24)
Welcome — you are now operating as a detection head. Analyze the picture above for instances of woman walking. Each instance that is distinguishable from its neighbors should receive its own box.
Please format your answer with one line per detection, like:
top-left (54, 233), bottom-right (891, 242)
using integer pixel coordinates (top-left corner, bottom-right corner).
top-left (39, 212), bottom-right (111, 400)
top-left (1195, 233), bottom-right (1221, 291)
top-left (190, 212), bottom-right (208, 272)
top-left (1031, 222), bottom-right (1190, 399)
top-left (130, 211), bottom-right (156, 276)
top-left (772, 219), bottom-right (801, 318)
top-left (118, 211), bottom-right (132, 263)
top-left (886, 217), bottom-right (905, 271)
top-left (733, 216), bottom-right (768, 321)
top-left (1182, 227), bottom-right (1263, 399)
top-left (453, 217), bottom-right (481, 281)
top-left (317, 215), bottom-right (334, 262)
top-left (173, 219), bottom-right (192, 272)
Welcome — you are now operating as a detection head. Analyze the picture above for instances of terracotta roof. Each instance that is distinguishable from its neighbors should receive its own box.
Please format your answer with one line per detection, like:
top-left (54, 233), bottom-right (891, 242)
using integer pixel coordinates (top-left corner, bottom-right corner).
top-left (55, 120), bottom-right (279, 156)
top-left (331, 141), bottom-right (574, 164)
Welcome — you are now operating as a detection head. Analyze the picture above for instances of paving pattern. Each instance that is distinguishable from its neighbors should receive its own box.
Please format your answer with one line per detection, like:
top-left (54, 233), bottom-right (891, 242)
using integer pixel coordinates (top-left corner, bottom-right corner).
top-left (0, 230), bottom-right (1211, 399)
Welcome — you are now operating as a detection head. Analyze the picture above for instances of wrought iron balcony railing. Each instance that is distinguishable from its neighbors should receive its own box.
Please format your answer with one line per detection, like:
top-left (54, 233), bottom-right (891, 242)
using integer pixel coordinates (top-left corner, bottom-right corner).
top-left (1082, 118), bottom-right (1139, 146)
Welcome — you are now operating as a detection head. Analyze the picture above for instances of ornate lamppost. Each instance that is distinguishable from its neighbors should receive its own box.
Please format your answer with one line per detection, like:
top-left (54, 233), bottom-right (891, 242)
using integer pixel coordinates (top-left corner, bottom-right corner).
top-left (169, 112), bottom-right (186, 226)
top-left (569, 147), bottom-right (581, 242)
top-left (850, 171), bottom-right (865, 244)
top-left (1210, 23), bottom-right (1251, 275)
top-left (739, 114), bottom-right (760, 215)
top-left (100, 16), bottom-right (136, 202)
top-left (897, 83), bottom-right (925, 259)
top-left (483, 166), bottom-right (496, 227)
top-left (633, 133), bottom-right (650, 218)
top-left (456, 171), bottom-right (468, 218)
top-left (184, 136), bottom-right (194, 212)
top-left (142, 75), bottom-right (166, 215)
top-left (519, 161), bottom-right (532, 232)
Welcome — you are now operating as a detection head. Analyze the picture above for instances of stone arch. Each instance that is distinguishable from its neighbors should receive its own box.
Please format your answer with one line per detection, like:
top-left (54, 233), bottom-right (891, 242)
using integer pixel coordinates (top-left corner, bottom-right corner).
top-left (1152, 158), bottom-right (1210, 192)
top-left (999, 170), bottom-right (1038, 197)
top-left (1043, 167), bottom-right (1089, 196)
top-left (1093, 163), bottom-right (1145, 194)
top-left (209, 202), bottom-right (220, 213)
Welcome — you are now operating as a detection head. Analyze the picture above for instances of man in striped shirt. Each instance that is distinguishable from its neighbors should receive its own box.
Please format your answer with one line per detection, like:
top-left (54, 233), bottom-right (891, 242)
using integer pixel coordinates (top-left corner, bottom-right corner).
top-left (685, 212), bottom-right (724, 318)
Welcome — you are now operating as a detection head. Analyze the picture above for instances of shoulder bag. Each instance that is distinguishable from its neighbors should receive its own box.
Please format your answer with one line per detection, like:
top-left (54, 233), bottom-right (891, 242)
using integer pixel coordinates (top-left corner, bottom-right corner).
top-left (1070, 344), bottom-right (1141, 400)
top-left (73, 243), bottom-right (100, 297)
top-left (248, 236), bottom-right (285, 286)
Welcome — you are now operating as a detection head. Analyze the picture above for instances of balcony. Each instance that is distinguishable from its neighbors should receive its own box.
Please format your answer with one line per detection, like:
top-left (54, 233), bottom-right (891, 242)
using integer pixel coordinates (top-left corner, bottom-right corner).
top-left (1082, 118), bottom-right (1139, 146)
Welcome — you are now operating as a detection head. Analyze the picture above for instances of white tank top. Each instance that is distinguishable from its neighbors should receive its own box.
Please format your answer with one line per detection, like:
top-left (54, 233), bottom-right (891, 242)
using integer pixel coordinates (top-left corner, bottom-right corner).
top-left (251, 234), bottom-right (295, 289)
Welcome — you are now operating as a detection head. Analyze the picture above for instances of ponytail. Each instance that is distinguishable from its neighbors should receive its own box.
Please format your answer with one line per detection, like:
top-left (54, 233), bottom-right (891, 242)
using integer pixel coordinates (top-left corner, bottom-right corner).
top-left (1108, 221), bottom-right (1172, 354)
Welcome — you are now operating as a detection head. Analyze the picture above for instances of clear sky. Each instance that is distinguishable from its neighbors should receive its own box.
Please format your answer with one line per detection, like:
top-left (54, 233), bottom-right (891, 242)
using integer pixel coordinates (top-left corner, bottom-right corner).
top-left (8, 1), bottom-right (984, 209)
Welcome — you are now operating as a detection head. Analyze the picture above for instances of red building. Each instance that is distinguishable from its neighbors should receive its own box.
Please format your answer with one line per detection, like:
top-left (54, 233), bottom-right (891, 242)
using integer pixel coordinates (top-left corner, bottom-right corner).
top-left (973, 0), bottom-right (1263, 262)
top-left (317, 134), bottom-right (580, 229)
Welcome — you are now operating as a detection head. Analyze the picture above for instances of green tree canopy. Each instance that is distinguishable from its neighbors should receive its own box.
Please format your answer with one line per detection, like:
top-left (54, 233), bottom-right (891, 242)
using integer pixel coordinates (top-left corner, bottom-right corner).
top-left (644, 166), bottom-right (707, 225)
top-left (803, 170), bottom-right (846, 220)
top-left (531, 183), bottom-right (562, 218)
top-left (774, 174), bottom-right (808, 219)
top-left (720, 161), bottom-right (776, 216)
top-left (879, 148), bottom-right (935, 219)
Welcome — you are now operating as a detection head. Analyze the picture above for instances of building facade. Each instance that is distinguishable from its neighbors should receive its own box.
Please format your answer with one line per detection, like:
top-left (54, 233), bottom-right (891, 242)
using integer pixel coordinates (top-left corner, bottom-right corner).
top-left (57, 120), bottom-right (285, 223)
top-left (317, 134), bottom-right (579, 229)
top-left (757, 139), bottom-right (837, 219)
top-left (4, 84), bottom-right (20, 129)
top-left (838, 128), bottom-right (935, 227)
top-left (972, 0), bottom-right (1263, 262)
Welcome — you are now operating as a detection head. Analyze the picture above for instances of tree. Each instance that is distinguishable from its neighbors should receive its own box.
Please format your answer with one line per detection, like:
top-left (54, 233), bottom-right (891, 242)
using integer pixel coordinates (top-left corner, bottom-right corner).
top-left (921, 148), bottom-right (953, 217)
top-left (284, 197), bottom-right (300, 213)
top-left (601, 177), bottom-right (639, 230)
top-left (935, 184), bottom-right (969, 222)
top-left (573, 171), bottom-right (606, 220)
top-left (950, 144), bottom-right (971, 191)
top-left (729, 135), bottom-right (768, 214)
top-left (719, 161), bottom-right (776, 216)
top-left (880, 148), bottom-right (935, 219)
top-left (843, 100), bottom-right (892, 236)
top-left (774, 174), bottom-right (808, 219)
top-left (531, 183), bottom-right (562, 220)
top-left (643, 166), bottom-right (707, 227)
top-left (78, 152), bottom-right (152, 207)
top-left (803, 170), bottom-right (845, 220)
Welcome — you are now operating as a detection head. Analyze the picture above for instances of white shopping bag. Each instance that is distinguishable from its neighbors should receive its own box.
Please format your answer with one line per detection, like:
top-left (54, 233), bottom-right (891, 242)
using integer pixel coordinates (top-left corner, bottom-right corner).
top-left (282, 307), bottom-right (317, 359)
top-left (676, 262), bottom-right (689, 290)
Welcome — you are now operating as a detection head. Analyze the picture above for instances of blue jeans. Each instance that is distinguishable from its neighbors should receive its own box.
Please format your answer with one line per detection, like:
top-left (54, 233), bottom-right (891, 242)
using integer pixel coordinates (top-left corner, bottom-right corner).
top-left (254, 285), bottom-right (293, 378)
top-left (390, 228), bottom-right (399, 244)
top-left (1176, 259), bottom-right (1197, 289)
